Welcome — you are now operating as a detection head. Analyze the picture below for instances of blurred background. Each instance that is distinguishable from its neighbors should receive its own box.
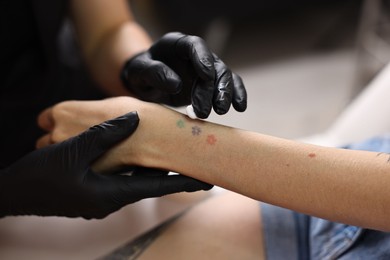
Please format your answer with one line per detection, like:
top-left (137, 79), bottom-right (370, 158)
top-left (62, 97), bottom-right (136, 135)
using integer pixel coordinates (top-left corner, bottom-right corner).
top-left (132, 0), bottom-right (390, 139)
top-left (2, 1), bottom-right (390, 259)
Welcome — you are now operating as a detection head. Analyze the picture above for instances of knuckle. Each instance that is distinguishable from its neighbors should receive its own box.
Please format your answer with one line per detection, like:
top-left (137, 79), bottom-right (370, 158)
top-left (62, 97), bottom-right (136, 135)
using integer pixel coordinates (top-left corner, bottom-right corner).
top-left (184, 35), bottom-right (203, 47)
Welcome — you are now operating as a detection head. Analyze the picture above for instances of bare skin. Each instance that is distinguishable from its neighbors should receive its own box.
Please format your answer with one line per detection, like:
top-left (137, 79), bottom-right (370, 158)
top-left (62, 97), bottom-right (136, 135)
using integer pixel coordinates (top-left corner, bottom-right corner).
top-left (37, 97), bottom-right (390, 232)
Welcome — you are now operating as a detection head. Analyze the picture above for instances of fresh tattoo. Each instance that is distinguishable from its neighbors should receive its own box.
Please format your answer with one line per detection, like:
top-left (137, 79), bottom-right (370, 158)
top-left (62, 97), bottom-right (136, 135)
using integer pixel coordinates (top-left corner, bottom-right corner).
top-left (175, 118), bottom-right (217, 145)
top-left (376, 152), bottom-right (390, 163)
top-left (176, 119), bottom-right (185, 128)
top-left (192, 126), bottom-right (201, 136)
top-left (207, 134), bottom-right (217, 145)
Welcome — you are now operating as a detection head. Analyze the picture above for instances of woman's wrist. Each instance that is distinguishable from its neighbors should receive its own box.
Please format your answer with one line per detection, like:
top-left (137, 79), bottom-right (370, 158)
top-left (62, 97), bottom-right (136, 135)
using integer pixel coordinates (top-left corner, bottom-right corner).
top-left (118, 105), bottom-right (234, 184)
top-left (116, 103), bottom-right (182, 168)
top-left (91, 99), bottom-right (177, 172)
top-left (91, 97), bottom-right (229, 182)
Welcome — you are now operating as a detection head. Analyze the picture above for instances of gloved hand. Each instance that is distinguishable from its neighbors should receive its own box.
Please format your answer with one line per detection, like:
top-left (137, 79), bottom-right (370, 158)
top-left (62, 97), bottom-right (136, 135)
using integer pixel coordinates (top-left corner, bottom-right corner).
top-left (0, 112), bottom-right (212, 219)
top-left (121, 32), bottom-right (247, 119)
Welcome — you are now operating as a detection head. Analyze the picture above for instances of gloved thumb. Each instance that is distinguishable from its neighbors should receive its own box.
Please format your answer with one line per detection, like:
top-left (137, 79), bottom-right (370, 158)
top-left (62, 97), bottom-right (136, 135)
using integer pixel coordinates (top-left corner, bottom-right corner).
top-left (77, 111), bottom-right (139, 162)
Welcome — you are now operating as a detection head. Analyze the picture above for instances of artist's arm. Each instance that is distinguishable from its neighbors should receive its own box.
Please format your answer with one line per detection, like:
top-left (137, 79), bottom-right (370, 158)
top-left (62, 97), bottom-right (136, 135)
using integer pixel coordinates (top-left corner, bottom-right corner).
top-left (70, 0), bottom-right (151, 95)
top-left (70, 0), bottom-right (246, 118)
top-left (37, 97), bottom-right (390, 231)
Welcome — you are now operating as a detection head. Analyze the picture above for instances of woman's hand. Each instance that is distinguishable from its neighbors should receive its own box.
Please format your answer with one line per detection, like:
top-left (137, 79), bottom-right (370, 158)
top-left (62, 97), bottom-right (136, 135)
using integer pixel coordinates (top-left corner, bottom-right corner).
top-left (36, 97), bottom-right (213, 196)
top-left (36, 97), bottom-right (159, 172)
top-left (37, 97), bottom-right (144, 145)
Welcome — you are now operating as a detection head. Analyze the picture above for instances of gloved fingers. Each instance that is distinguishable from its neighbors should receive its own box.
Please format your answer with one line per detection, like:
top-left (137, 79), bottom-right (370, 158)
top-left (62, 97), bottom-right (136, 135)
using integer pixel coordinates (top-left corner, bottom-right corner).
top-left (115, 174), bottom-right (213, 202)
top-left (141, 60), bottom-right (182, 94)
top-left (131, 167), bottom-right (169, 177)
top-left (36, 133), bottom-right (53, 149)
top-left (37, 106), bottom-right (55, 131)
top-left (213, 58), bottom-right (234, 115)
top-left (112, 167), bottom-right (168, 176)
top-left (77, 111), bottom-right (139, 162)
top-left (191, 78), bottom-right (214, 119)
top-left (232, 73), bottom-right (247, 112)
top-left (122, 52), bottom-right (182, 94)
top-left (176, 34), bottom-right (215, 82)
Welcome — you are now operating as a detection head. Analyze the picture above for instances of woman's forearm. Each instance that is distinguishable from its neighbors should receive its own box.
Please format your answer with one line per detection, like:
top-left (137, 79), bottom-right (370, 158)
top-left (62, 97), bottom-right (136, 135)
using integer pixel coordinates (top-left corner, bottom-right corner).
top-left (112, 104), bottom-right (390, 231)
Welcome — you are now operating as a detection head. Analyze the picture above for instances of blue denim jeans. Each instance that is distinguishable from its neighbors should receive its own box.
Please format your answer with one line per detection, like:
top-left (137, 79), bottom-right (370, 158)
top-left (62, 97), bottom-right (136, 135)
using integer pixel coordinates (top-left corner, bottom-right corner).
top-left (262, 135), bottom-right (390, 260)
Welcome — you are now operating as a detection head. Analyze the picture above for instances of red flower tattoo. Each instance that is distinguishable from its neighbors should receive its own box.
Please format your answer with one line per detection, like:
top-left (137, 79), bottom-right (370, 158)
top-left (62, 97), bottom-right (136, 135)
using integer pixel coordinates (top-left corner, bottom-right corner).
top-left (207, 134), bottom-right (217, 145)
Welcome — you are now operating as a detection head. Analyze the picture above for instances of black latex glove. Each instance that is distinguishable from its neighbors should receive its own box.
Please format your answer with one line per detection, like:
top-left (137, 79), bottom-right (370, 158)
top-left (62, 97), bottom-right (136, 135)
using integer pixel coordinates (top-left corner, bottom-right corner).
top-left (121, 32), bottom-right (247, 119)
top-left (0, 112), bottom-right (212, 219)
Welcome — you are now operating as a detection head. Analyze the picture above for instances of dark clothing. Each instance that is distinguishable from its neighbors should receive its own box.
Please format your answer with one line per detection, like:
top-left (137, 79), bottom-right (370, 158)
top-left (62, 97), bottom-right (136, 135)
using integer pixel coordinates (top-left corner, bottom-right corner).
top-left (0, 0), bottom-right (105, 168)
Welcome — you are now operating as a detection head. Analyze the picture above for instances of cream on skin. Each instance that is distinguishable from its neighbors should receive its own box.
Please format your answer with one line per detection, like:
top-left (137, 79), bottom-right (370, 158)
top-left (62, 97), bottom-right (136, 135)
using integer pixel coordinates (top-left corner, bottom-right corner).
top-left (186, 105), bottom-right (199, 120)
top-left (37, 97), bottom-right (390, 232)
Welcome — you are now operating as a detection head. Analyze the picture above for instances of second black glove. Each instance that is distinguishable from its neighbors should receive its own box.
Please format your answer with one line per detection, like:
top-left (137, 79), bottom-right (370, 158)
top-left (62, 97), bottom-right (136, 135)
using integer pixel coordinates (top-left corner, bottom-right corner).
top-left (121, 32), bottom-right (247, 119)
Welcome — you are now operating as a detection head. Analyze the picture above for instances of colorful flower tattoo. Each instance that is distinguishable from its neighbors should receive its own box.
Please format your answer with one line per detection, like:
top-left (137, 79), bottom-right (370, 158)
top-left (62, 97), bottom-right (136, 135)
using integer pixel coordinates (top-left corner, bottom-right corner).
top-left (175, 118), bottom-right (217, 145)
